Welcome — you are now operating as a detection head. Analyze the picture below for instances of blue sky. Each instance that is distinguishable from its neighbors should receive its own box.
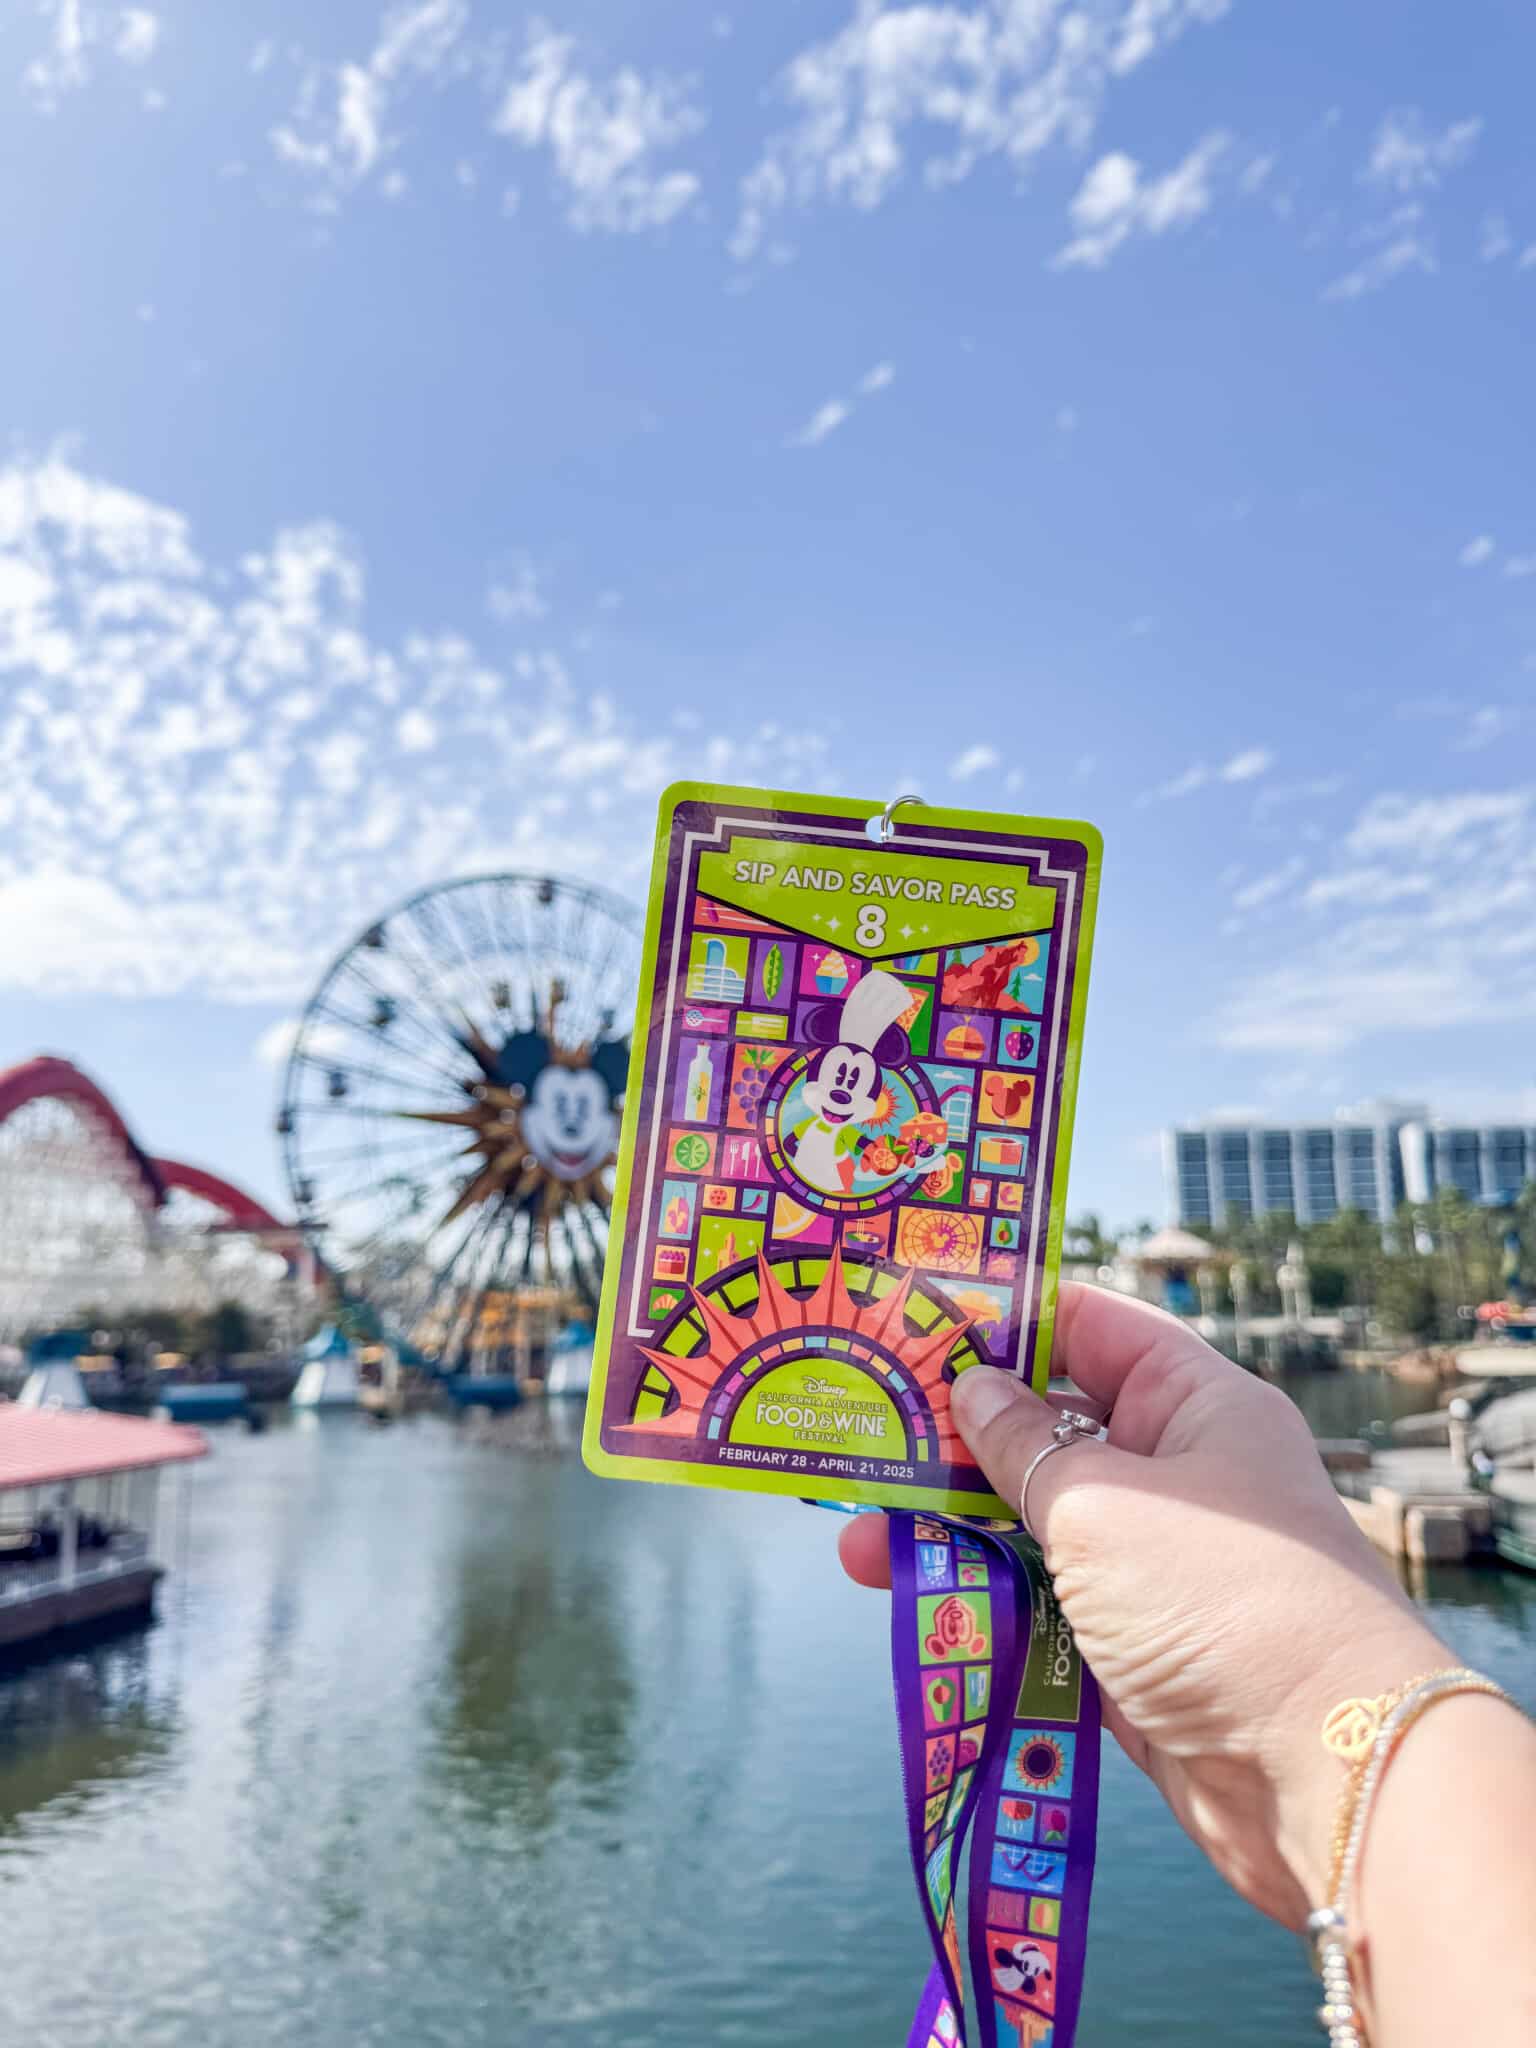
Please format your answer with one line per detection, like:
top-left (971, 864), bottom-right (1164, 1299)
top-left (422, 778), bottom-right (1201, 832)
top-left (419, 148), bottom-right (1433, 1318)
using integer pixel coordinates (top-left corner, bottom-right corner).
top-left (1, 0), bottom-right (1533, 1230)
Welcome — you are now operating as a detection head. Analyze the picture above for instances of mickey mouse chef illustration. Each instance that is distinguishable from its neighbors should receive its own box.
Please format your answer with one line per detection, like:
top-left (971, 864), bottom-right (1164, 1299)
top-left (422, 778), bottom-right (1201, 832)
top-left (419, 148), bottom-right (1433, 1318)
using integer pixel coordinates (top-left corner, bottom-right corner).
top-left (787, 969), bottom-right (949, 1196)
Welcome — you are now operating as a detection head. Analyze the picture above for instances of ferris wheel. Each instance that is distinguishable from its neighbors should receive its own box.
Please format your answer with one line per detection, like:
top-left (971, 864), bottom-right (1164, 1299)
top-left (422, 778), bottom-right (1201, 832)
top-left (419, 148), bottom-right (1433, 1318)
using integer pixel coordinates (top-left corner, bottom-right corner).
top-left (277, 874), bottom-right (641, 1366)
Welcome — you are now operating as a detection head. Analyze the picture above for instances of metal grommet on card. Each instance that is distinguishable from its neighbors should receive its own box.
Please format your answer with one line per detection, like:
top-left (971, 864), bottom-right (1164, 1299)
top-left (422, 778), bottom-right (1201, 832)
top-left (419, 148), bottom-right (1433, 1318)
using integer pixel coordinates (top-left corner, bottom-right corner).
top-left (866, 792), bottom-right (925, 845)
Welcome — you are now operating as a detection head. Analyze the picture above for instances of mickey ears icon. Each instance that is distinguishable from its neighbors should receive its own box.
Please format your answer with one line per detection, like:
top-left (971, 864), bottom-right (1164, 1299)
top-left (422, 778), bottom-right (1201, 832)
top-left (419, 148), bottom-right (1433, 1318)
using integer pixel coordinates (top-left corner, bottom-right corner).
top-left (589, 1037), bottom-right (630, 1101)
top-left (491, 1029), bottom-right (629, 1103)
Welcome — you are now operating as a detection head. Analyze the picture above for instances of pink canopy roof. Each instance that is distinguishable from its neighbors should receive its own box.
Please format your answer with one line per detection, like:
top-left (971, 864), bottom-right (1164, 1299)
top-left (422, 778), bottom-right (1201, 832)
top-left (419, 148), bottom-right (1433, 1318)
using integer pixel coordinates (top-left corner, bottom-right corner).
top-left (0, 1406), bottom-right (207, 1490)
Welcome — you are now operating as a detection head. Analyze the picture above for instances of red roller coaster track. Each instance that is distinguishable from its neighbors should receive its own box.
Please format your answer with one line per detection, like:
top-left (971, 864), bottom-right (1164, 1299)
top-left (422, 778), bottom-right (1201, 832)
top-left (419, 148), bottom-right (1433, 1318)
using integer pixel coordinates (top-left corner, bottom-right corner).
top-left (0, 1054), bottom-right (291, 1237)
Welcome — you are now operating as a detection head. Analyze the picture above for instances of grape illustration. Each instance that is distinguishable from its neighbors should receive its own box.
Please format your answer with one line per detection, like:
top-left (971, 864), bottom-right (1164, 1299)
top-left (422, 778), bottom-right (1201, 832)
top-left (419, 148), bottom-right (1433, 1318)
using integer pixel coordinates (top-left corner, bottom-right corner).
top-left (730, 1045), bottom-right (775, 1122)
top-left (733, 1070), bottom-right (768, 1118)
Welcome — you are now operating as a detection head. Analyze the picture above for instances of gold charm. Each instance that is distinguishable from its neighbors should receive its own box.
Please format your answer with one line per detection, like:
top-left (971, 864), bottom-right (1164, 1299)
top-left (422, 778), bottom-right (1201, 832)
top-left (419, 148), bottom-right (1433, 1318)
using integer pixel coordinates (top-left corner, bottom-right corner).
top-left (1322, 1697), bottom-right (1385, 1762)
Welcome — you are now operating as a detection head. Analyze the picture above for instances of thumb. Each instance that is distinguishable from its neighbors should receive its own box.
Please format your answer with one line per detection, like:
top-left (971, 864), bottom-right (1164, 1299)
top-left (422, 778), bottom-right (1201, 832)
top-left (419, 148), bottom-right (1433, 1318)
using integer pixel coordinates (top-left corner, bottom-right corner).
top-left (950, 1367), bottom-right (1120, 1545)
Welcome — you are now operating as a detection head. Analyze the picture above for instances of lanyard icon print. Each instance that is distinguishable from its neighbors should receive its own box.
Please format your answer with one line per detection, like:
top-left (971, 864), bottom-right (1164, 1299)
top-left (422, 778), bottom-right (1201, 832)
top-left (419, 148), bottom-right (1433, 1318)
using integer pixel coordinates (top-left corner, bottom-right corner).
top-left (889, 1514), bottom-right (1101, 2048)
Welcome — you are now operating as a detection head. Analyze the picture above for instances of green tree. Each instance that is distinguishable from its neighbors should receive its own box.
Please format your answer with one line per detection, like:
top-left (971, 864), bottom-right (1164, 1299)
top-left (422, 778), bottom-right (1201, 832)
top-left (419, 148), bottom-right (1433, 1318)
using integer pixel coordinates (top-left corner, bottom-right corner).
top-left (125, 1307), bottom-right (190, 1352)
top-left (1305, 1208), bottom-right (1382, 1314)
top-left (190, 1300), bottom-right (261, 1359)
top-left (1305, 1261), bottom-right (1351, 1312)
top-left (1375, 1258), bottom-right (1440, 1342)
top-left (1064, 1212), bottom-right (1117, 1266)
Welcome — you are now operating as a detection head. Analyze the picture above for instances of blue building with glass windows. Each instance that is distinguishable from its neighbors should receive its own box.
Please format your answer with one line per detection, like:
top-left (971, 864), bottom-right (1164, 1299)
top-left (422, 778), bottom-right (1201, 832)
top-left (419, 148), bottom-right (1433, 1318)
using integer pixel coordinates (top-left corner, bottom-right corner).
top-left (1166, 1103), bottom-right (1536, 1226)
top-left (1164, 1101), bottom-right (1458, 1227)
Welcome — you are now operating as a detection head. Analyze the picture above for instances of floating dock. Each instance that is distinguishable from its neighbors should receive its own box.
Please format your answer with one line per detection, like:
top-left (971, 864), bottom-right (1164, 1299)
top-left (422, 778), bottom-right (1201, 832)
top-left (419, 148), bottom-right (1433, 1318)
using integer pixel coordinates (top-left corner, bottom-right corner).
top-left (1322, 1440), bottom-right (1536, 1571)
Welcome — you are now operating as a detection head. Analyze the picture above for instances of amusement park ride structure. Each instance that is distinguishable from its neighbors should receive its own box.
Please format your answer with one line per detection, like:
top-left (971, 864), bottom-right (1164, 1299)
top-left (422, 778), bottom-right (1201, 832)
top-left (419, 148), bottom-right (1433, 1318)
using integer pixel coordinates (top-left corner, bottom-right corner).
top-left (0, 1054), bottom-right (308, 1345)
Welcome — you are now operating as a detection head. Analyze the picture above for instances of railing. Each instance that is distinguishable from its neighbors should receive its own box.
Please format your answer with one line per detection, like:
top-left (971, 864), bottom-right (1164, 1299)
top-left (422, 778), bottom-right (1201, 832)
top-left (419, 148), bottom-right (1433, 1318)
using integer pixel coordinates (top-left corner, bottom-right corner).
top-left (0, 1531), bottom-right (155, 1604)
top-left (0, 1555), bottom-right (61, 1602)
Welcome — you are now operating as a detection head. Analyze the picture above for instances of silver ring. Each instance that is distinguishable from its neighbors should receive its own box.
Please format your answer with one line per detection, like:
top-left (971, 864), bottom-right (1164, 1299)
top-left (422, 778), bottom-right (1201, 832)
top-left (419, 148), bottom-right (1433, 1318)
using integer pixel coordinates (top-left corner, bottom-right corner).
top-left (1019, 1409), bottom-right (1106, 1541)
top-left (865, 792), bottom-right (925, 844)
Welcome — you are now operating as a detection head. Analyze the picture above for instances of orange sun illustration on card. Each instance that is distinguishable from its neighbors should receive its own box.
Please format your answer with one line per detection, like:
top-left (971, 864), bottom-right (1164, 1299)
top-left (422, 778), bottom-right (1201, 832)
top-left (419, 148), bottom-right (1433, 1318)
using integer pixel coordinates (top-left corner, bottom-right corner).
top-left (624, 1242), bottom-right (986, 1471)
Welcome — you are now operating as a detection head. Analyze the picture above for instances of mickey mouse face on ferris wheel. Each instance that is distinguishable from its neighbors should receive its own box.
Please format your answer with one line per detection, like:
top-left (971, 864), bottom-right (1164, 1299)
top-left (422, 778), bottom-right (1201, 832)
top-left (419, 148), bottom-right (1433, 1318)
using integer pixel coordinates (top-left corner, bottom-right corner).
top-left (493, 1030), bottom-right (629, 1184)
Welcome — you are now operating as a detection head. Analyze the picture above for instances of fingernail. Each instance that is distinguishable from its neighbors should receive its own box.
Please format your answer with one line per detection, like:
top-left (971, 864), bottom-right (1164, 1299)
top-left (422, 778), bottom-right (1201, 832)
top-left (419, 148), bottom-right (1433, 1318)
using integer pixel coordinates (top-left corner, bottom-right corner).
top-left (950, 1366), bottom-right (1026, 1431)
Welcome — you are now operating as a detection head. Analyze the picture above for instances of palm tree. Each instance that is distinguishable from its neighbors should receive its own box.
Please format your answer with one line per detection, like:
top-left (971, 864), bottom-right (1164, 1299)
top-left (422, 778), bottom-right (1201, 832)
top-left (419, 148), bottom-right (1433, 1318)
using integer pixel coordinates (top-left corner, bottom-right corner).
top-left (1064, 1212), bottom-right (1117, 1267)
top-left (1305, 1208), bottom-right (1381, 1316)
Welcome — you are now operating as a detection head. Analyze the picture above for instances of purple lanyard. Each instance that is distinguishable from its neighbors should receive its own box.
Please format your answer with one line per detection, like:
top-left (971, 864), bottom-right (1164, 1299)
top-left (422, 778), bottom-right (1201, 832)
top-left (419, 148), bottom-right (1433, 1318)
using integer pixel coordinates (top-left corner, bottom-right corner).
top-left (890, 1514), bottom-right (1101, 2048)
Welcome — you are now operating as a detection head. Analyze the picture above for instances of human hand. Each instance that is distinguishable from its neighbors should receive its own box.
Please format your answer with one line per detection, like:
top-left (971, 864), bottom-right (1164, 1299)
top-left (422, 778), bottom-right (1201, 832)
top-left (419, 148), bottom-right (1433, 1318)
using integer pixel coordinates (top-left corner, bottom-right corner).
top-left (839, 1283), bottom-right (1446, 1930)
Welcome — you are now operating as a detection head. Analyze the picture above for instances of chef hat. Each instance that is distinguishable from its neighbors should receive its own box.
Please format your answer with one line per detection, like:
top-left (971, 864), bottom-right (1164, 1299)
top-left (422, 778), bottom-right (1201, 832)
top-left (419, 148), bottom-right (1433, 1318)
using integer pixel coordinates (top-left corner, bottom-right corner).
top-left (804, 967), bottom-right (912, 1065)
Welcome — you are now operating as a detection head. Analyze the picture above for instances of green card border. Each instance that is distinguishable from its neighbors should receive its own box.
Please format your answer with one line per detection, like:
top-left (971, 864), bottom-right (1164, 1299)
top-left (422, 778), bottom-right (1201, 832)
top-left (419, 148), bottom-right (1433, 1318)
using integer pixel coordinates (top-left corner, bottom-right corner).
top-left (581, 781), bottom-right (1103, 1515)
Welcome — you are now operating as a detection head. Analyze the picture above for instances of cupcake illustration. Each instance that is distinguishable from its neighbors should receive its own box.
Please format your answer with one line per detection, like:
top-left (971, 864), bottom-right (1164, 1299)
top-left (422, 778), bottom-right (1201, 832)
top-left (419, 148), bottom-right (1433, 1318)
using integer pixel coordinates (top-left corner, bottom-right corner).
top-left (814, 948), bottom-right (851, 996)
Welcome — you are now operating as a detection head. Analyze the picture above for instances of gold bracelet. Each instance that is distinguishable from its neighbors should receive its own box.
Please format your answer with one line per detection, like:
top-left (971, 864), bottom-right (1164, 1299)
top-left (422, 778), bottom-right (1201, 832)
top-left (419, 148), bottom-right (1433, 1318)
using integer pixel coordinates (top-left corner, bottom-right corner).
top-left (1307, 1667), bottom-right (1519, 2047)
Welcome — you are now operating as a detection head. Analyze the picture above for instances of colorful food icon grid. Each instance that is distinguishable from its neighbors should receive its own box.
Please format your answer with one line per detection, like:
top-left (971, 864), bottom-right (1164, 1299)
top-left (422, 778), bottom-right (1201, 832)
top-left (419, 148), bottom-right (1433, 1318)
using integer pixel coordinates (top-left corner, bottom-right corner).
top-left (649, 895), bottom-right (1051, 1366)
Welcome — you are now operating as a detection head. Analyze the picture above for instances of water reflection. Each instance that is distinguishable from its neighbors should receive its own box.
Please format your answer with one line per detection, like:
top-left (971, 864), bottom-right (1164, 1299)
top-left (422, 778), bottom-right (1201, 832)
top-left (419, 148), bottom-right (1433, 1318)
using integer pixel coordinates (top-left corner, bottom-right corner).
top-left (0, 1635), bottom-right (174, 1842)
top-left (429, 1540), bottom-right (637, 1831)
top-left (0, 1397), bottom-right (1526, 2048)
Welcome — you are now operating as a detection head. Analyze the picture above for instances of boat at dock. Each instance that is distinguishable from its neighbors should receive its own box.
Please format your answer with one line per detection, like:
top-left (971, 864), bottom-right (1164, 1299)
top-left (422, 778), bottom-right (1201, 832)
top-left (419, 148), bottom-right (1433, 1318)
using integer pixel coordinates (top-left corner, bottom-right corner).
top-left (441, 1373), bottom-right (524, 1414)
top-left (157, 1383), bottom-right (250, 1424)
top-left (544, 1319), bottom-right (594, 1397)
top-left (1450, 1292), bottom-right (1536, 1372)
top-left (291, 1324), bottom-right (360, 1410)
top-left (0, 1405), bottom-right (206, 1656)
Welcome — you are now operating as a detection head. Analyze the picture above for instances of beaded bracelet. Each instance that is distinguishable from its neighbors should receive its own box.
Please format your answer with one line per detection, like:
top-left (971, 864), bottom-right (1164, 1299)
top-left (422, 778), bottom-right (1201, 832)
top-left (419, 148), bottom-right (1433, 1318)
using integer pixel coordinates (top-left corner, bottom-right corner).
top-left (1306, 1666), bottom-right (1517, 2047)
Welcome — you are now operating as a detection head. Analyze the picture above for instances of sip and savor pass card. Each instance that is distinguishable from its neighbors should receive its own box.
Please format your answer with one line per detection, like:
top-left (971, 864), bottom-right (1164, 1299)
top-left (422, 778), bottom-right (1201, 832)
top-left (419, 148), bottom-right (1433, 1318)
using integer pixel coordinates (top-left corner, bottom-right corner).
top-left (583, 784), bottom-right (1101, 1515)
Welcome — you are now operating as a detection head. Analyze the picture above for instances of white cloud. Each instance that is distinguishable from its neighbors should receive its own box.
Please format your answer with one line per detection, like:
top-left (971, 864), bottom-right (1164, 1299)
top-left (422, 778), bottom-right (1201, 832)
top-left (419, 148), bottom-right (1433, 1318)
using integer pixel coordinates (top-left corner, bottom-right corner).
top-left (492, 28), bottom-right (702, 232)
top-left (0, 454), bottom-right (835, 1002)
top-left (115, 8), bottom-right (158, 62)
top-left (1459, 533), bottom-right (1495, 567)
top-left (22, 1), bottom-right (161, 111)
top-left (731, 0), bottom-right (1232, 259)
top-left (1364, 109), bottom-right (1481, 194)
top-left (788, 398), bottom-right (851, 448)
top-left (1217, 963), bottom-right (1492, 1054)
top-left (950, 743), bottom-right (1000, 781)
top-left (788, 358), bottom-right (897, 446)
top-left (1317, 112), bottom-right (1478, 301)
top-left (1458, 706), bottom-right (1520, 752)
top-left (1214, 786), bottom-right (1536, 1052)
top-left (1346, 789), bottom-right (1529, 856)
top-left (1231, 856), bottom-right (1303, 911)
top-left (270, 1), bottom-right (473, 199)
top-left (1137, 748), bottom-right (1271, 804)
top-left (1322, 224), bottom-right (1434, 301)
top-left (396, 708), bottom-right (437, 752)
top-left (1503, 553), bottom-right (1536, 579)
top-left (1054, 131), bottom-right (1228, 268)
top-left (486, 554), bottom-right (548, 621)
top-left (1302, 869), bottom-right (1431, 911)
top-left (1480, 212), bottom-right (1513, 263)
top-left (1138, 762), bottom-right (1208, 803)
top-left (253, 1016), bottom-right (348, 1068)
top-left (1111, 0), bottom-right (1231, 74)
top-left (1252, 774), bottom-right (1345, 816)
